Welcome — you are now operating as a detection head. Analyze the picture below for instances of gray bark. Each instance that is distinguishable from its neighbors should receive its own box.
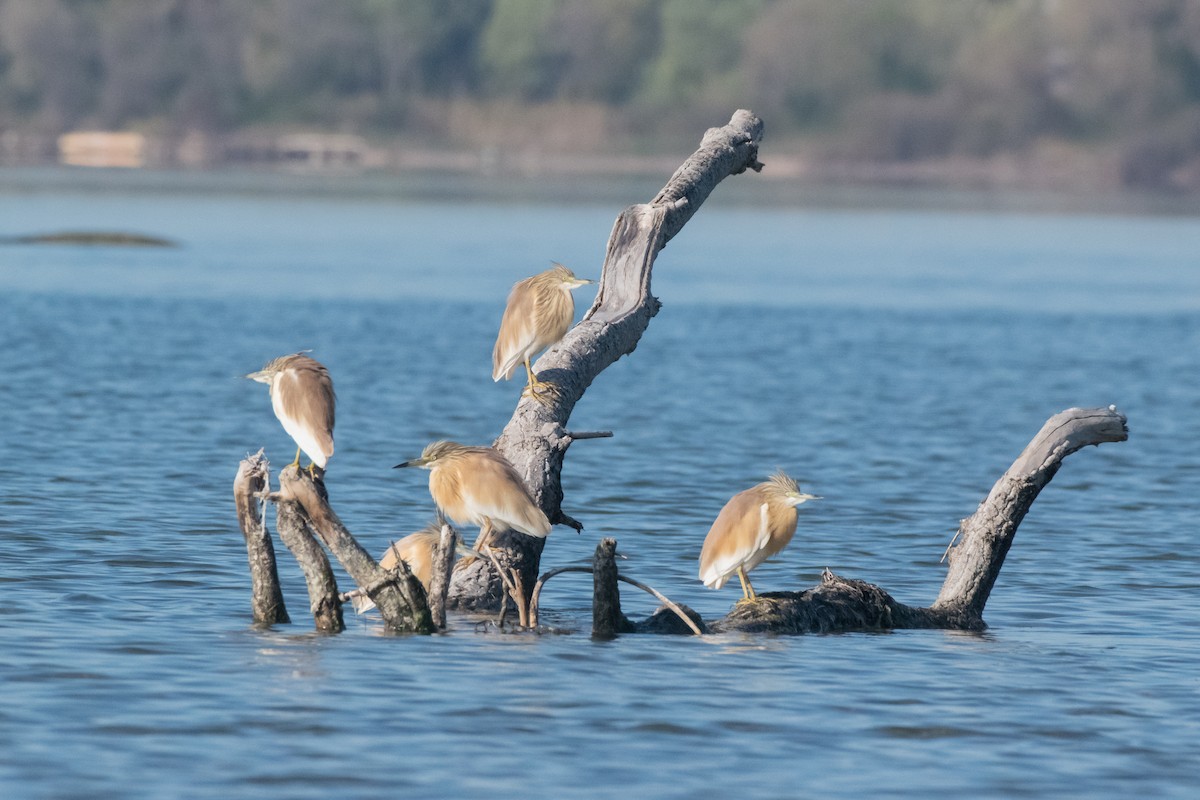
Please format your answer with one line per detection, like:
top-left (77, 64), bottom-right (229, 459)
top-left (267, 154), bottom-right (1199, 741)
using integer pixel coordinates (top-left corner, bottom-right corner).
top-left (232, 451), bottom-right (289, 625)
top-left (449, 109), bottom-right (765, 610)
top-left (931, 406), bottom-right (1130, 619)
top-left (427, 524), bottom-right (456, 629)
top-left (278, 466), bottom-right (434, 634)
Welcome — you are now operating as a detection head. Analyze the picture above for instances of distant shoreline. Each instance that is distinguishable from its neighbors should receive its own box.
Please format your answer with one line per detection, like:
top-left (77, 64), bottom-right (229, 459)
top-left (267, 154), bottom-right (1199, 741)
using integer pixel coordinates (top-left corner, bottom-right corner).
top-left (1, 162), bottom-right (1197, 219)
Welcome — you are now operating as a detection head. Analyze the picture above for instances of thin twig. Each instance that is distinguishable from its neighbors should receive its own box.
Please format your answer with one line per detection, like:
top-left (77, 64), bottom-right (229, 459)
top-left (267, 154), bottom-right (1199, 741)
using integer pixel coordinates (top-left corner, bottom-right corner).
top-left (529, 565), bottom-right (592, 627)
top-left (614, 575), bottom-right (703, 636)
top-left (510, 568), bottom-right (528, 628)
top-left (482, 545), bottom-right (525, 627)
top-left (565, 430), bottom-right (614, 440)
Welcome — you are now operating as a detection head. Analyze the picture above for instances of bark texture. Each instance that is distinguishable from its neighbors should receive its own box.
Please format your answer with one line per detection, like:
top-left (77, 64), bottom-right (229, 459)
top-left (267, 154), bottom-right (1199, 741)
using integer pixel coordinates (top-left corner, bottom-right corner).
top-left (427, 524), bottom-right (456, 629)
top-left (276, 495), bottom-right (343, 633)
top-left (233, 451), bottom-right (289, 625)
top-left (592, 538), bottom-right (636, 637)
top-left (449, 109), bottom-right (765, 610)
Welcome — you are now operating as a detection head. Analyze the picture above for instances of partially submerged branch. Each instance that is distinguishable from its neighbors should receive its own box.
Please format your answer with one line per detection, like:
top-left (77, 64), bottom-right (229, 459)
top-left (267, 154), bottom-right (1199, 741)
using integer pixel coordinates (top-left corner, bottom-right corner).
top-left (276, 495), bottom-right (343, 632)
top-left (711, 406), bottom-right (1129, 635)
top-left (932, 406), bottom-right (1129, 620)
top-left (426, 523), bottom-right (457, 629)
top-left (279, 466), bottom-right (433, 634)
top-left (233, 451), bottom-right (289, 626)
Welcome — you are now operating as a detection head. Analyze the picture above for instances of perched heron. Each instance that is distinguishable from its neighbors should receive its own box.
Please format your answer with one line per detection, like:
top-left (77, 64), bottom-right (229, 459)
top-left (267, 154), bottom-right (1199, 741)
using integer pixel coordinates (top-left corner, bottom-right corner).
top-left (350, 524), bottom-right (481, 613)
top-left (698, 471), bottom-right (820, 602)
top-left (492, 262), bottom-right (593, 400)
top-left (245, 353), bottom-right (335, 472)
top-left (393, 441), bottom-right (551, 551)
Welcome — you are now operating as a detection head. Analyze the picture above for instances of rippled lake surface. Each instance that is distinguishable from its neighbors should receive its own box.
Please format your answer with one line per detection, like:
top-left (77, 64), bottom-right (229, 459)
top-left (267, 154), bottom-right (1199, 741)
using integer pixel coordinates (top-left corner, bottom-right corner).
top-left (1, 170), bottom-right (1199, 798)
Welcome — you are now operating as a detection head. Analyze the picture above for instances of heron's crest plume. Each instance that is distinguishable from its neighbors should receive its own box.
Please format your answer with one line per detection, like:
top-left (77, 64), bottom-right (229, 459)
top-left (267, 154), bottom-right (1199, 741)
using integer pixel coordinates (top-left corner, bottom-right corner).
top-left (766, 469), bottom-right (802, 498)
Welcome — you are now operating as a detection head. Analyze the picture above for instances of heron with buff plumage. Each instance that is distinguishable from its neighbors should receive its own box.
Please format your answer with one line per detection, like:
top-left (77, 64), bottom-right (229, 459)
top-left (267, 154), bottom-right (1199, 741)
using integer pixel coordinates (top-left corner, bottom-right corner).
top-left (493, 262), bottom-right (593, 403)
top-left (393, 441), bottom-right (551, 553)
top-left (699, 470), bottom-right (820, 603)
top-left (245, 353), bottom-right (335, 475)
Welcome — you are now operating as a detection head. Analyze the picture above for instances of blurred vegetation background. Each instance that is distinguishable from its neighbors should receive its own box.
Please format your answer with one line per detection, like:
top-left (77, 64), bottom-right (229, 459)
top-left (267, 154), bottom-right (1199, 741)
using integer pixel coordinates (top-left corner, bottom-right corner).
top-left (3, 0), bottom-right (1200, 190)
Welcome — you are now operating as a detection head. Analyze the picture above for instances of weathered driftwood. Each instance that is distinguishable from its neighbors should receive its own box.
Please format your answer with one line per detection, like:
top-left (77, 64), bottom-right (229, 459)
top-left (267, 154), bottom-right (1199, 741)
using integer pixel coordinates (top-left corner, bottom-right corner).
top-left (278, 466), bottom-right (434, 634)
top-left (275, 494), bottom-right (343, 632)
top-left (932, 405), bottom-right (1130, 620)
top-left (707, 405), bottom-right (1129, 634)
top-left (449, 109), bottom-right (766, 611)
top-left (233, 451), bottom-right (289, 625)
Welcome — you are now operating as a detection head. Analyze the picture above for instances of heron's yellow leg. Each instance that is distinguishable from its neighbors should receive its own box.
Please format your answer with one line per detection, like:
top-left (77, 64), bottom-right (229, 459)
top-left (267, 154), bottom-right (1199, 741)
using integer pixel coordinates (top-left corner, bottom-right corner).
top-left (288, 446), bottom-right (302, 469)
top-left (521, 356), bottom-right (559, 405)
top-left (456, 521), bottom-right (493, 570)
top-left (471, 520), bottom-right (494, 553)
top-left (736, 566), bottom-right (758, 603)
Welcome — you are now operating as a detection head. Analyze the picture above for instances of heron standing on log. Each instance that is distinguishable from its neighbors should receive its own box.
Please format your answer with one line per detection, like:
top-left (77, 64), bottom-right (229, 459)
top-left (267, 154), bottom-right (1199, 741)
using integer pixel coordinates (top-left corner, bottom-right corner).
top-left (245, 353), bottom-right (335, 474)
top-left (699, 471), bottom-right (820, 602)
top-left (492, 262), bottom-right (593, 401)
top-left (394, 441), bottom-right (551, 552)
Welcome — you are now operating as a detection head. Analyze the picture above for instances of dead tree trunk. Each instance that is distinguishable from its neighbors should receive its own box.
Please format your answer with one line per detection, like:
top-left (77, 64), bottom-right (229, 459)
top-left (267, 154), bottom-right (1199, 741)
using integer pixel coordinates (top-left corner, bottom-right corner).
top-left (233, 451), bottom-right (289, 625)
top-left (449, 109), bottom-right (765, 611)
top-left (278, 466), bottom-right (434, 634)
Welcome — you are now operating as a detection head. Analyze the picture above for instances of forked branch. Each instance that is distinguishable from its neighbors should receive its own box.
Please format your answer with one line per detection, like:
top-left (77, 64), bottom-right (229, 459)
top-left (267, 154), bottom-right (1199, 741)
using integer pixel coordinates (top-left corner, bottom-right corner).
top-left (450, 110), bottom-right (766, 611)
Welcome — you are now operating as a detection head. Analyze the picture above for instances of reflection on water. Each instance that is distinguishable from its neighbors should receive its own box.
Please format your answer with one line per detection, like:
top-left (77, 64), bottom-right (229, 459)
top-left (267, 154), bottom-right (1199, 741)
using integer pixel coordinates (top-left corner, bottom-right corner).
top-left (1, 174), bottom-right (1198, 798)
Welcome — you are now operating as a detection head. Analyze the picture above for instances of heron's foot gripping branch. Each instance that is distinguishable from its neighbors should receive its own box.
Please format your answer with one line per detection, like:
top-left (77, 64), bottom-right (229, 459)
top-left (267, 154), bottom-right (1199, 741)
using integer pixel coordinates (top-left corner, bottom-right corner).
top-left (523, 378), bottom-right (561, 406)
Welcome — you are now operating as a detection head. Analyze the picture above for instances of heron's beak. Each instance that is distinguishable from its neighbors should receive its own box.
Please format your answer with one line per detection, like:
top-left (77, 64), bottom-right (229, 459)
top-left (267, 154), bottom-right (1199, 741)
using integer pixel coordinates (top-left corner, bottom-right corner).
top-left (572, 277), bottom-right (595, 288)
top-left (800, 493), bottom-right (822, 502)
top-left (244, 370), bottom-right (269, 383)
top-left (393, 457), bottom-right (424, 469)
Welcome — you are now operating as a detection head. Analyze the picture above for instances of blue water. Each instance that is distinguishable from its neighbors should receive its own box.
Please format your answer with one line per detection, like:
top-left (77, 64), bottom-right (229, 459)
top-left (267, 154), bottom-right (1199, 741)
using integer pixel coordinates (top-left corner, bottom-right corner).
top-left (1, 170), bottom-right (1199, 798)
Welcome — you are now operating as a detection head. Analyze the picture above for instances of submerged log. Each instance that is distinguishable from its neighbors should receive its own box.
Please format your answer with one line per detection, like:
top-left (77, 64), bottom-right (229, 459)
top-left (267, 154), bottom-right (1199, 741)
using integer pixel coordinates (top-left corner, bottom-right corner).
top-left (233, 451), bottom-right (289, 625)
top-left (278, 466), bottom-right (434, 634)
top-left (707, 406), bottom-right (1129, 634)
top-left (450, 109), bottom-right (766, 611)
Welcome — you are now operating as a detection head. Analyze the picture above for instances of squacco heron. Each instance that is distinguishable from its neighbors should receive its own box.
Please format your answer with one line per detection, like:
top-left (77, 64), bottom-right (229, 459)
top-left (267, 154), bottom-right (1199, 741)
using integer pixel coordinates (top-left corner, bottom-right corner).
top-left (393, 441), bottom-right (551, 551)
top-left (698, 471), bottom-right (820, 602)
top-left (492, 263), bottom-right (593, 401)
top-left (245, 353), bottom-right (335, 473)
top-left (351, 524), bottom-right (481, 613)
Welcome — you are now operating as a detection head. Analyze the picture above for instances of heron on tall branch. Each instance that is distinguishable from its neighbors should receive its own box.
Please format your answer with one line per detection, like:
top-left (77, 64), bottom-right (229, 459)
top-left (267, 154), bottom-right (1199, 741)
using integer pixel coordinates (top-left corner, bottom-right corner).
top-left (492, 262), bottom-right (593, 402)
top-left (699, 471), bottom-right (820, 603)
top-left (394, 441), bottom-right (551, 552)
top-left (245, 353), bottom-right (335, 474)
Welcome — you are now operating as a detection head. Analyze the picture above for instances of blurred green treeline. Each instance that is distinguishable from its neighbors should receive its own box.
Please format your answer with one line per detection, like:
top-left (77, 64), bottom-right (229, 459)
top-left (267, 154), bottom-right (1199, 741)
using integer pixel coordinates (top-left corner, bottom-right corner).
top-left (3, 0), bottom-right (1200, 187)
